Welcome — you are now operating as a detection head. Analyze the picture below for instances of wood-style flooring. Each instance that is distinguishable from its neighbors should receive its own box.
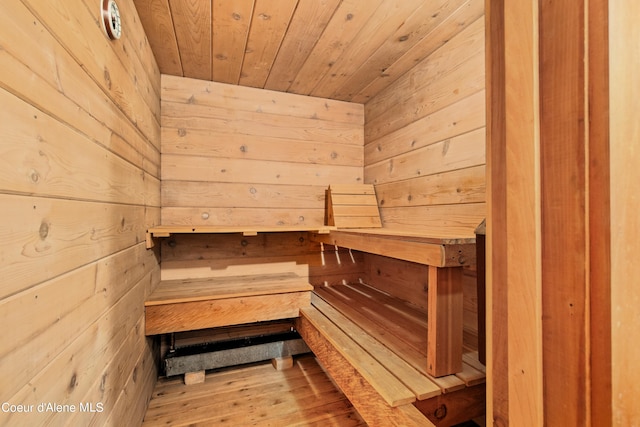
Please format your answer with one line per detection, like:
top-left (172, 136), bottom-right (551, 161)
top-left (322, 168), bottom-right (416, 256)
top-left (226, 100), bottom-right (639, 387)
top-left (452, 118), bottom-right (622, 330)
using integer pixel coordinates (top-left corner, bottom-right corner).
top-left (142, 354), bottom-right (366, 426)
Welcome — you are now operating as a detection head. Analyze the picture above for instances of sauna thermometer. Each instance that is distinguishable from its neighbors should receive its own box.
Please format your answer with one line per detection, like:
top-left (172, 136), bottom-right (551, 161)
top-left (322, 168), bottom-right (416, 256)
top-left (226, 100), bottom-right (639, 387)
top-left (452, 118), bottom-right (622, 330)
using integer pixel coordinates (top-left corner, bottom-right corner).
top-left (101, 0), bottom-right (122, 40)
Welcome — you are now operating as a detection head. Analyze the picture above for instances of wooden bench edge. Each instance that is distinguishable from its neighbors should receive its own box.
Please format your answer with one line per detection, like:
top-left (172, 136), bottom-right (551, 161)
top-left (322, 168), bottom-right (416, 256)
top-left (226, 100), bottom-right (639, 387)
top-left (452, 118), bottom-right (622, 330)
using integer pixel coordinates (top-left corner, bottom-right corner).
top-left (311, 292), bottom-right (442, 401)
top-left (295, 313), bottom-right (435, 427)
top-left (298, 306), bottom-right (416, 408)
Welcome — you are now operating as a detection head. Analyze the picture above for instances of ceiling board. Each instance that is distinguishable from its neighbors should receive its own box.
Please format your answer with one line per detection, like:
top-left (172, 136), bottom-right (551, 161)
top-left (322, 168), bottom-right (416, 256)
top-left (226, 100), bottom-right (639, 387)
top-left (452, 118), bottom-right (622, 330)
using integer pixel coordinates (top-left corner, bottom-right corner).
top-left (239, 0), bottom-right (299, 88)
top-left (169, 0), bottom-right (212, 80)
top-left (133, 0), bottom-right (182, 75)
top-left (212, 0), bottom-right (254, 84)
top-left (264, 0), bottom-right (342, 92)
top-left (135, 0), bottom-right (482, 103)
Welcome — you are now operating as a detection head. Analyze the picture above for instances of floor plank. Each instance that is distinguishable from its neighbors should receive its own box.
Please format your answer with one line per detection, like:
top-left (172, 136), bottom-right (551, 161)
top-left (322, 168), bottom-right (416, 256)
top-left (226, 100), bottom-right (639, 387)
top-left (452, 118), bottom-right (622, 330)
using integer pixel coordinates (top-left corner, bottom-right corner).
top-left (142, 354), bottom-right (367, 426)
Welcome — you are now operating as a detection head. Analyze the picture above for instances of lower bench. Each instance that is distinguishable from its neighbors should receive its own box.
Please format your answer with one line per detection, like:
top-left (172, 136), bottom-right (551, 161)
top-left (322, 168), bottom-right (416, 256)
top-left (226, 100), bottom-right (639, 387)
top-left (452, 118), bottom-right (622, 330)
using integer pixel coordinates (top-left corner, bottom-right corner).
top-left (296, 290), bottom-right (485, 427)
top-left (145, 272), bottom-right (313, 336)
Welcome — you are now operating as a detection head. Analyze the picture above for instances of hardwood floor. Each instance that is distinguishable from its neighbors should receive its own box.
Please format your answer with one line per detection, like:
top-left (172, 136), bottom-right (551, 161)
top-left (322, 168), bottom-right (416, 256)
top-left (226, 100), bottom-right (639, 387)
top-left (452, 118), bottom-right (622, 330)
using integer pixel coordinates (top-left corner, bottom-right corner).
top-left (142, 354), bottom-right (367, 426)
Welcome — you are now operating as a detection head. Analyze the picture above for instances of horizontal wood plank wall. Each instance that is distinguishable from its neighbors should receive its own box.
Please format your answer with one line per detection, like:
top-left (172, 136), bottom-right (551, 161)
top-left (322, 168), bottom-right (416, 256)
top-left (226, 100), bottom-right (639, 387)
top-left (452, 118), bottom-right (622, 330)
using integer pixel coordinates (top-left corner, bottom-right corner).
top-left (159, 234), bottom-right (364, 290)
top-left (0, 0), bottom-right (160, 425)
top-left (363, 10), bottom-right (486, 236)
top-left (160, 75), bottom-right (364, 227)
top-left (361, 253), bottom-right (478, 352)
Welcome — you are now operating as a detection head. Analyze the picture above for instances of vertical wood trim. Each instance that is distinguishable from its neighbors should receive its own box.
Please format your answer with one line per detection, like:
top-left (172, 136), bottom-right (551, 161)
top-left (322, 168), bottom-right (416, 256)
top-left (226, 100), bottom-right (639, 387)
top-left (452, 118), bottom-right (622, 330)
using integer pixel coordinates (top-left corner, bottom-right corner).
top-left (539, 1), bottom-right (589, 424)
top-left (487, 0), bottom-right (544, 424)
top-left (489, 0), bottom-right (615, 425)
top-left (427, 266), bottom-right (463, 378)
top-left (485, 0), bottom-right (507, 423)
top-left (610, 0), bottom-right (640, 425)
top-left (504, 1), bottom-right (544, 425)
top-left (587, 0), bottom-right (611, 425)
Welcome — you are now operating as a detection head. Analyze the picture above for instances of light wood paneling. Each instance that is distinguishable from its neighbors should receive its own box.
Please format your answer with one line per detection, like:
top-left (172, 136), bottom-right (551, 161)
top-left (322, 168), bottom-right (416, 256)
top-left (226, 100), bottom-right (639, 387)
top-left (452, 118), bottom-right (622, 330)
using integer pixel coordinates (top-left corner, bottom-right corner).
top-left (0, 89), bottom-right (157, 206)
top-left (20, 0), bottom-right (160, 144)
top-left (287, 0), bottom-right (383, 96)
top-left (365, 128), bottom-right (485, 186)
top-left (135, 0), bottom-right (478, 102)
top-left (157, 232), bottom-right (329, 286)
top-left (0, 244), bottom-right (156, 401)
top-left (265, 0), bottom-right (342, 91)
top-left (169, 0), bottom-right (212, 80)
top-left (330, 0), bottom-right (474, 101)
top-left (239, 0), bottom-right (298, 88)
top-left (161, 73), bottom-right (364, 124)
top-left (362, 253), bottom-right (429, 311)
top-left (610, 1), bottom-right (640, 425)
top-left (375, 165), bottom-right (486, 208)
top-left (352, 0), bottom-right (485, 104)
top-left (160, 75), bottom-right (363, 227)
top-left (310, 0), bottom-right (449, 100)
top-left (363, 12), bottom-right (485, 237)
top-left (364, 15), bottom-right (486, 139)
top-left (134, 0), bottom-right (182, 76)
top-left (211, 0), bottom-right (254, 84)
top-left (0, 0), bottom-right (160, 425)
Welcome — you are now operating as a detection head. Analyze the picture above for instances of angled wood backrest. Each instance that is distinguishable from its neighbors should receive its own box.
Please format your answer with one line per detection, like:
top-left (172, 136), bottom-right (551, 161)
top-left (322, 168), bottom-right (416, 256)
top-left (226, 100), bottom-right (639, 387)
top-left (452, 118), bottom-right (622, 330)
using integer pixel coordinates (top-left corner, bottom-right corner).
top-left (326, 184), bottom-right (382, 228)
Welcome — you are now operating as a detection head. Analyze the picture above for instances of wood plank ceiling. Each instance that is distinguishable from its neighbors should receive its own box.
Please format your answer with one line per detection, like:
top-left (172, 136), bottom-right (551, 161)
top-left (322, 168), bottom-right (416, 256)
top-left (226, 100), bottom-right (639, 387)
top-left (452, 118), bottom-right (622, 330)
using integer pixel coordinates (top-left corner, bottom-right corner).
top-left (133, 0), bottom-right (481, 103)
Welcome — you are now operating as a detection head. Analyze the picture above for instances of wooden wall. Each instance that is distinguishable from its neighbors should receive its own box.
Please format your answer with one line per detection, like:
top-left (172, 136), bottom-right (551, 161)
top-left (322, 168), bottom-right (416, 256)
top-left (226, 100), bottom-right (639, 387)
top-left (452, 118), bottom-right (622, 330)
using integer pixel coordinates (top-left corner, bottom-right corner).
top-left (363, 3), bottom-right (486, 236)
top-left (360, 253), bottom-right (479, 353)
top-left (610, 0), bottom-right (640, 424)
top-left (0, 0), bottom-right (160, 425)
top-left (160, 75), bottom-right (364, 227)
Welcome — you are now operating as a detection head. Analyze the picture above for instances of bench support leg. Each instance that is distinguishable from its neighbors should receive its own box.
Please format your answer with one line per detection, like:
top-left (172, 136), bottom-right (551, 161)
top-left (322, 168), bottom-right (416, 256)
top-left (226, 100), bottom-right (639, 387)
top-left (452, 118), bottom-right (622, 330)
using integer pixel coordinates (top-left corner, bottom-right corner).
top-left (271, 356), bottom-right (294, 371)
top-left (184, 370), bottom-right (206, 385)
top-left (427, 266), bottom-right (464, 377)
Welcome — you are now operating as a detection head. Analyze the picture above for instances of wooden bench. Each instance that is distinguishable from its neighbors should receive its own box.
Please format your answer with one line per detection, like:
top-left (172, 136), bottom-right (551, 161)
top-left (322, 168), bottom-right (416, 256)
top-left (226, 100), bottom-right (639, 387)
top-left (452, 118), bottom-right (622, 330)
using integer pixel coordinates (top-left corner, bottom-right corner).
top-left (144, 262), bottom-right (314, 384)
top-left (296, 290), bottom-right (485, 427)
top-left (310, 228), bottom-right (475, 378)
top-left (145, 271), bottom-right (312, 335)
top-left (302, 184), bottom-right (484, 424)
top-left (143, 226), bottom-right (332, 336)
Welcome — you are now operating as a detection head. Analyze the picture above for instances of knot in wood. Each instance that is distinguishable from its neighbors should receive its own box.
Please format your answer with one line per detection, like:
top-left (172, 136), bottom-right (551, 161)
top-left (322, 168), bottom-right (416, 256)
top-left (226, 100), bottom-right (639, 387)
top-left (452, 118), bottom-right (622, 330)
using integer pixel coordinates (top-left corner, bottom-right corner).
top-left (103, 67), bottom-right (112, 90)
top-left (434, 404), bottom-right (447, 420)
top-left (39, 222), bottom-right (49, 240)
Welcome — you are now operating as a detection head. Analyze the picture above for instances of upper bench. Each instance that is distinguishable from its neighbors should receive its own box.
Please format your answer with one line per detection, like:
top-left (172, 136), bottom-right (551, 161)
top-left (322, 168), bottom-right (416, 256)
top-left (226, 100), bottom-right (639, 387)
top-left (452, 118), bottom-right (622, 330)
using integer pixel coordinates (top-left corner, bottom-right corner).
top-left (316, 184), bottom-right (475, 267)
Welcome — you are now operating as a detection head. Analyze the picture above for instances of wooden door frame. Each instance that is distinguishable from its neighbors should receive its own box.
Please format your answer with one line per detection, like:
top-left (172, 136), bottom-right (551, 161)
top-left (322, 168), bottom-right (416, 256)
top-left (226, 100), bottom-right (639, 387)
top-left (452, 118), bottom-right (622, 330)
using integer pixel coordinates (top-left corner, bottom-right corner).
top-left (485, 0), bottom-right (614, 424)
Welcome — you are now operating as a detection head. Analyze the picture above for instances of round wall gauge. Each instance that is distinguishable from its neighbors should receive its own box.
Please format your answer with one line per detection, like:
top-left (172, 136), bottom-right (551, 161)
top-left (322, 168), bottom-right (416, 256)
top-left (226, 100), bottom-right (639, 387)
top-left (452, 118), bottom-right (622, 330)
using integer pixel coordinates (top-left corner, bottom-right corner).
top-left (101, 0), bottom-right (122, 40)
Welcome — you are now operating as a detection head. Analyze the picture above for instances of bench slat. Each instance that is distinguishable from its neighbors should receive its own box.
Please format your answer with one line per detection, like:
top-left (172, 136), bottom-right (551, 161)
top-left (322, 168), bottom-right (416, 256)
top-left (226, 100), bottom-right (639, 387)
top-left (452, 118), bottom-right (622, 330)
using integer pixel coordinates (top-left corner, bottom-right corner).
top-left (296, 314), bottom-right (435, 426)
top-left (144, 272), bottom-right (313, 335)
top-left (146, 273), bottom-right (312, 305)
top-left (315, 285), bottom-right (466, 393)
top-left (311, 293), bottom-right (442, 400)
top-left (320, 284), bottom-right (427, 348)
top-left (299, 306), bottom-right (416, 407)
top-left (145, 292), bottom-right (310, 335)
top-left (312, 231), bottom-right (447, 266)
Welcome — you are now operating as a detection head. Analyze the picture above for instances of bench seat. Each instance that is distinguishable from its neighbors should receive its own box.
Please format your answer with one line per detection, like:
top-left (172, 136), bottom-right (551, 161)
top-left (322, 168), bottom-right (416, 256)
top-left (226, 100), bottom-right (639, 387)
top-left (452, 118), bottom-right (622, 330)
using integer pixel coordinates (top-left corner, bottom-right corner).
top-left (296, 290), bottom-right (486, 426)
top-left (145, 272), bottom-right (312, 335)
top-left (311, 228), bottom-right (475, 267)
top-left (311, 227), bottom-right (477, 377)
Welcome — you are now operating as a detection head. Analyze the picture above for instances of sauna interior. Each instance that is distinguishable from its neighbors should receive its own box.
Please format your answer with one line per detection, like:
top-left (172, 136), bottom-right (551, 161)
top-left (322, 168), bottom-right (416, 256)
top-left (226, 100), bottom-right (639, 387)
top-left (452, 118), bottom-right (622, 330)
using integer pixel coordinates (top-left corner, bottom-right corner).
top-left (1, 0), bottom-right (637, 426)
